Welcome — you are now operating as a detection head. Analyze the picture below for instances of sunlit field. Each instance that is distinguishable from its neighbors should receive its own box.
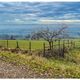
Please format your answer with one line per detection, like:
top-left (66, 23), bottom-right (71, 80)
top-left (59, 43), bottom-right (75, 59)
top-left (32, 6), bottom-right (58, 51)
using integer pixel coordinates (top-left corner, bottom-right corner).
top-left (0, 39), bottom-right (78, 50)
top-left (0, 40), bottom-right (48, 50)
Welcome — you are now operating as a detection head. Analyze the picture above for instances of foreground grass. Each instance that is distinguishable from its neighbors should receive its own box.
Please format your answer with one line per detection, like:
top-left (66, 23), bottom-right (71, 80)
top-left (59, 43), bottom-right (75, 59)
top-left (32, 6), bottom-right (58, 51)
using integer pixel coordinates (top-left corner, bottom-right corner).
top-left (0, 49), bottom-right (80, 78)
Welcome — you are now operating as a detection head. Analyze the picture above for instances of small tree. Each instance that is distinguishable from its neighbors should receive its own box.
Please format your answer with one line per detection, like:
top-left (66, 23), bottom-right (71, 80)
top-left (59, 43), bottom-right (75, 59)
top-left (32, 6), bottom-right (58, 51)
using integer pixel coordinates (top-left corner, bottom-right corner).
top-left (33, 24), bottom-right (68, 50)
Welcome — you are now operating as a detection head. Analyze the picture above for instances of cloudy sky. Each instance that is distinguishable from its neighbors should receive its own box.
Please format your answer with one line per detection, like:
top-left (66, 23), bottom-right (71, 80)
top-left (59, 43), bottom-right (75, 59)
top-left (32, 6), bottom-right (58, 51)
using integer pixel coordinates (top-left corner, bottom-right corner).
top-left (0, 2), bottom-right (80, 24)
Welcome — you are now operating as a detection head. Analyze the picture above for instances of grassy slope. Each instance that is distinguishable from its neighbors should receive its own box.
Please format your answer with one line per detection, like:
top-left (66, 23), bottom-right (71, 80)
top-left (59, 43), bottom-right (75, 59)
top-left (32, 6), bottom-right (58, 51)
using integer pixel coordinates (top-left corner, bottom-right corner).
top-left (0, 49), bottom-right (80, 78)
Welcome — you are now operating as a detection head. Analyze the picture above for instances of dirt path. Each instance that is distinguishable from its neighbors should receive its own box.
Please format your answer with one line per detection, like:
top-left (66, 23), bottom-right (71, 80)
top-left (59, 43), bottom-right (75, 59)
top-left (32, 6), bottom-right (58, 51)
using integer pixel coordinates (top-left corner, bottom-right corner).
top-left (0, 60), bottom-right (40, 78)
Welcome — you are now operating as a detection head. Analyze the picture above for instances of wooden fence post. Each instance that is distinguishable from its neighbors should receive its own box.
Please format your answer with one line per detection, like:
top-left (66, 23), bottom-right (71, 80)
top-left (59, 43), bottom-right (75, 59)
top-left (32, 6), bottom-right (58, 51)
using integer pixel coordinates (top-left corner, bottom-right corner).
top-left (68, 40), bottom-right (69, 49)
top-left (70, 40), bottom-right (75, 49)
top-left (70, 40), bottom-right (73, 49)
top-left (3, 40), bottom-right (5, 48)
top-left (62, 40), bottom-right (65, 58)
top-left (7, 40), bottom-right (8, 48)
top-left (16, 41), bottom-right (19, 48)
top-left (73, 41), bottom-right (75, 48)
top-left (58, 40), bottom-right (61, 57)
top-left (52, 41), bottom-right (53, 53)
top-left (71, 40), bottom-right (73, 48)
top-left (52, 41), bottom-right (53, 49)
top-left (29, 42), bottom-right (31, 53)
top-left (43, 42), bottom-right (45, 57)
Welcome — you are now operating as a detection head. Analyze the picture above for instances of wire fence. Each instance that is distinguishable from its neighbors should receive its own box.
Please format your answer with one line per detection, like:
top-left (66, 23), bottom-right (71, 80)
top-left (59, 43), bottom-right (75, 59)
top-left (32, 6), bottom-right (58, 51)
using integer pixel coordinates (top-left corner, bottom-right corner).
top-left (0, 39), bottom-right (76, 57)
top-left (43, 40), bottom-right (75, 57)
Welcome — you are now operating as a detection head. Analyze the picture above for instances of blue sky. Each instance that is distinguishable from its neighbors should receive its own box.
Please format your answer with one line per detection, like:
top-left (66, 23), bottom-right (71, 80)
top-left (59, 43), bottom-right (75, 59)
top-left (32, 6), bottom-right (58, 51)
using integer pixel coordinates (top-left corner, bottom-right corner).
top-left (0, 2), bottom-right (80, 24)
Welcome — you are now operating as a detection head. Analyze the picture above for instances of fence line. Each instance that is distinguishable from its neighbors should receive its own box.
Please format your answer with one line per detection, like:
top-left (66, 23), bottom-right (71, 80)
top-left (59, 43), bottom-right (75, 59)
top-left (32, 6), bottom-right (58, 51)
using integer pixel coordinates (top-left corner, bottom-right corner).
top-left (43, 40), bottom-right (75, 57)
top-left (0, 39), bottom-right (76, 57)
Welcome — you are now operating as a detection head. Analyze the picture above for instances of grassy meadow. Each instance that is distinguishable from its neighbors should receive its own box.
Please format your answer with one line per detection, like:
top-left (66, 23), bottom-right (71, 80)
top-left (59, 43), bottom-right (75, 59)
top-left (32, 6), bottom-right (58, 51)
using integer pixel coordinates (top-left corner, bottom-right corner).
top-left (0, 39), bottom-right (78, 50)
top-left (0, 40), bottom-right (48, 50)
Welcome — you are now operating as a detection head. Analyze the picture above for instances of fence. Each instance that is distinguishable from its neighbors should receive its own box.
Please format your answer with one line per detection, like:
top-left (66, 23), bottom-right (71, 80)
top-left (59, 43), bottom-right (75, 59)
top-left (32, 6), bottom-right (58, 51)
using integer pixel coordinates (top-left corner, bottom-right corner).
top-left (0, 40), bottom-right (32, 50)
top-left (43, 40), bottom-right (75, 57)
top-left (0, 40), bottom-right (44, 51)
top-left (0, 40), bottom-right (76, 57)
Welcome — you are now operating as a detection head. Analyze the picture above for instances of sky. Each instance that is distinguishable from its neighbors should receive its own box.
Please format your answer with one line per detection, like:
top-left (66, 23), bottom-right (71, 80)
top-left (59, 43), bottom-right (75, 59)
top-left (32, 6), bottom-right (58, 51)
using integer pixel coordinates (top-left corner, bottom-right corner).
top-left (0, 2), bottom-right (80, 24)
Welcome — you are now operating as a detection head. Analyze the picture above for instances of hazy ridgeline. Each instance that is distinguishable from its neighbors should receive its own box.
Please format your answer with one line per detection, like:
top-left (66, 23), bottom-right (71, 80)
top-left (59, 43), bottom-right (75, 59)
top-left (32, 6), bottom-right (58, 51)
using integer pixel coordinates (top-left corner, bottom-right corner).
top-left (0, 23), bottom-right (80, 39)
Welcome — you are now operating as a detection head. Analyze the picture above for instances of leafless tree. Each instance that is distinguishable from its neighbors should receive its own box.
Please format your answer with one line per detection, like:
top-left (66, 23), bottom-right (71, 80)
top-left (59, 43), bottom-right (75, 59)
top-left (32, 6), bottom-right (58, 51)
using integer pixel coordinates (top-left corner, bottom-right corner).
top-left (32, 24), bottom-right (68, 50)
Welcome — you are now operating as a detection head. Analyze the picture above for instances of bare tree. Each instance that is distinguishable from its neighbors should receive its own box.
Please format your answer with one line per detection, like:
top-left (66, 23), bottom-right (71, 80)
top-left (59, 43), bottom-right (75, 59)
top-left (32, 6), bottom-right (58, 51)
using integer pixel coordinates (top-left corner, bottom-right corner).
top-left (32, 24), bottom-right (68, 50)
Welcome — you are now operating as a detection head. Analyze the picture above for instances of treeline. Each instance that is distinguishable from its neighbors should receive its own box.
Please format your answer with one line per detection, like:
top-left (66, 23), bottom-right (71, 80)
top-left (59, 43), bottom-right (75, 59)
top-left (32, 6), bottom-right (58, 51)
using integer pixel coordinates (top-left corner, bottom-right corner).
top-left (0, 34), bottom-right (30, 40)
top-left (0, 33), bottom-right (75, 40)
top-left (0, 34), bottom-right (40, 40)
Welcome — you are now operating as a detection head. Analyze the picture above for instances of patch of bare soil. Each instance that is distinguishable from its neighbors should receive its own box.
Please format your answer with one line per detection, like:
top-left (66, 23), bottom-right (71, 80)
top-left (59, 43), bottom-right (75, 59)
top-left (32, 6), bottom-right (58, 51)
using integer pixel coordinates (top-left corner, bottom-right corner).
top-left (0, 60), bottom-right (43, 78)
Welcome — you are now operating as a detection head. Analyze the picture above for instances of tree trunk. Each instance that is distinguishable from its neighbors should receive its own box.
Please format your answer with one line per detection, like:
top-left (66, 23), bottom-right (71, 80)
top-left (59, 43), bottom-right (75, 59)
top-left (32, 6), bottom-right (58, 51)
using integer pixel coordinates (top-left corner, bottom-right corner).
top-left (49, 41), bottom-right (52, 50)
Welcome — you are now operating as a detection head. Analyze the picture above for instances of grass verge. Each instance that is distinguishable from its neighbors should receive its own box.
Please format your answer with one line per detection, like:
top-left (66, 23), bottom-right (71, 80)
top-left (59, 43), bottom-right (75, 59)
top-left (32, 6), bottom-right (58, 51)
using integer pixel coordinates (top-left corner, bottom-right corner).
top-left (0, 49), bottom-right (80, 78)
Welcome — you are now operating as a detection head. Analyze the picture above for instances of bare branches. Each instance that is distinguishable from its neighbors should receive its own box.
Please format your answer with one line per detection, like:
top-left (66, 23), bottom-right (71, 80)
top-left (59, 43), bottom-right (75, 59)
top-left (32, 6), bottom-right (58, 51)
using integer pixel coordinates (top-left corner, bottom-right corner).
top-left (38, 25), bottom-right (67, 41)
top-left (31, 24), bottom-right (68, 50)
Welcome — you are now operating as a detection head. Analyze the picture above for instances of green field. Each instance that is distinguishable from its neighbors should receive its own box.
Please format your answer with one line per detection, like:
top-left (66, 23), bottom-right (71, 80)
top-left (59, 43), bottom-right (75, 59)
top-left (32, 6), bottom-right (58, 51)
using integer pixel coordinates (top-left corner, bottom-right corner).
top-left (0, 40), bottom-right (48, 50)
top-left (0, 39), bottom-right (79, 50)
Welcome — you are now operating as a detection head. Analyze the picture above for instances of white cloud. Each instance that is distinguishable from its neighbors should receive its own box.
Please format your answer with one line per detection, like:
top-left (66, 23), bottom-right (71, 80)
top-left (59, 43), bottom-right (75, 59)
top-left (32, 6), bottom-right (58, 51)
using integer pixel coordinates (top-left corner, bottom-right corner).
top-left (6, 18), bottom-right (25, 24)
top-left (6, 17), bottom-right (39, 24)
top-left (39, 19), bottom-right (80, 24)
top-left (25, 13), bottom-right (38, 17)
